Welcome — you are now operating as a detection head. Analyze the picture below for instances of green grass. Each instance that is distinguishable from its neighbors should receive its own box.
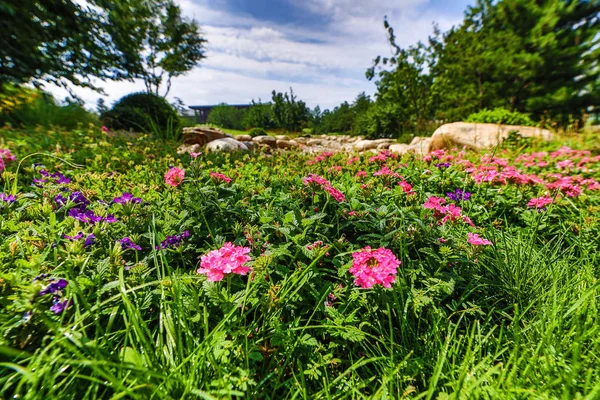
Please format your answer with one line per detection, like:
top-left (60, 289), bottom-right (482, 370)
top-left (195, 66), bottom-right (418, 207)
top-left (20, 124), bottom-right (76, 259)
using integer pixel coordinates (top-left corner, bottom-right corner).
top-left (0, 126), bottom-right (599, 399)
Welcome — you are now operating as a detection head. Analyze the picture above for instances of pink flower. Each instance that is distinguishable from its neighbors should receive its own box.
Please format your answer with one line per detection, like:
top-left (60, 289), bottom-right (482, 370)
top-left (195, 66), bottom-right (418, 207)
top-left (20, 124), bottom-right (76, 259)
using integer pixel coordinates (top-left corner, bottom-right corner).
top-left (165, 167), bottom-right (185, 187)
top-left (348, 247), bottom-right (400, 289)
top-left (423, 196), bottom-right (446, 210)
top-left (373, 165), bottom-right (401, 178)
top-left (190, 152), bottom-right (202, 159)
top-left (398, 181), bottom-right (413, 193)
top-left (210, 172), bottom-right (232, 183)
top-left (323, 185), bottom-right (346, 202)
top-left (101, 126), bottom-right (110, 133)
top-left (467, 233), bottom-right (493, 246)
top-left (527, 196), bottom-right (553, 209)
top-left (302, 173), bottom-right (330, 187)
top-left (347, 157), bottom-right (359, 165)
top-left (355, 170), bottom-right (367, 178)
top-left (197, 242), bottom-right (251, 282)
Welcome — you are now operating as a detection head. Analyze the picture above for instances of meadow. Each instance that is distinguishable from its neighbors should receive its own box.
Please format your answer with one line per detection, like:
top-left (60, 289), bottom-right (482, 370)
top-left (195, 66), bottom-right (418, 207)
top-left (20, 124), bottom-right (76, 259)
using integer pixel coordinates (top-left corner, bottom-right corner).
top-left (1, 125), bottom-right (599, 399)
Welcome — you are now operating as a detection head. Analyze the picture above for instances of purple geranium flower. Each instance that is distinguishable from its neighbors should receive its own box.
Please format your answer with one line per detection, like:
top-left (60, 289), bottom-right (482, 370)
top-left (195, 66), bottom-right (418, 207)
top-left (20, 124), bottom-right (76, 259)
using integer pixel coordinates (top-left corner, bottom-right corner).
top-left (50, 298), bottom-right (71, 314)
top-left (113, 192), bottom-right (142, 204)
top-left (434, 162), bottom-right (451, 169)
top-left (119, 237), bottom-right (142, 251)
top-left (39, 278), bottom-right (68, 296)
top-left (446, 189), bottom-right (471, 202)
top-left (68, 208), bottom-right (103, 224)
top-left (84, 233), bottom-right (96, 248)
top-left (155, 230), bottom-right (190, 250)
top-left (0, 193), bottom-right (16, 203)
top-left (63, 232), bottom-right (84, 241)
top-left (104, 214), bottom-right (118, 223)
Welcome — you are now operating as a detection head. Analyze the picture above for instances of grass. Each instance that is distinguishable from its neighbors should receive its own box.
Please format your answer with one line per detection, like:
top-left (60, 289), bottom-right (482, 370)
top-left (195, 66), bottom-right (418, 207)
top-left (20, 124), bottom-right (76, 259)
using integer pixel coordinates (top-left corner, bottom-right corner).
top-left (0, 126), bottom-right (599, 398)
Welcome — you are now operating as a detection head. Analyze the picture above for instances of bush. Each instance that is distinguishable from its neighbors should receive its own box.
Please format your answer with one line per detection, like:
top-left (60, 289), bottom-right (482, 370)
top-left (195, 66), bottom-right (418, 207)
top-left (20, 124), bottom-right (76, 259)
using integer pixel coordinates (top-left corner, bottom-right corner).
top-left (206, 104), bottom-right (246, 130)
top-left (101, 92), bottom-right (180, 139)
top-left (243, 102), bottom-right (275, 130)
top-left (248, 127), bottom-right (267, 137)
top-left (466, 108), bottom-right (536, 126)
top-left (0, 84), bottom-right (97, 129)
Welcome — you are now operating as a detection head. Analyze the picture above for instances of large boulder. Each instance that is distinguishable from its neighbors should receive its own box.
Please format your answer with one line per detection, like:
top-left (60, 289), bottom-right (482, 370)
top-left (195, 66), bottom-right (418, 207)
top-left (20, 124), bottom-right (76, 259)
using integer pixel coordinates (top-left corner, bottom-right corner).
top-left (182, 126), bottom-right (231, 146)
top-left (353, 140), bottom-right (379, 152)
top-left (252, 135), bottom-right (277, 147)
top-left (429, 122), bottom-right (552, 152)
top-left (388, 144), bottom-right (410, 154)
top-left (276, 139), bottom-right (298, 149)
top-left (206, 138), bottom-right (248, 153)
top-left (236, 134), bottom-right (253, 142)
top-left (177, 143), bottom-right (201, 155)
top-left (409, 136), bottom-right (432, 155)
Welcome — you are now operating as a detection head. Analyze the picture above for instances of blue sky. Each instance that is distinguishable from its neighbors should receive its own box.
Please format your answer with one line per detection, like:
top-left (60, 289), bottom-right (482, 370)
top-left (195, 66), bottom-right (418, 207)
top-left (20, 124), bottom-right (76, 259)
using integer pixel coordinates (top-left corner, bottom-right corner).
top-left (49, 0), bottom-right (474, 111)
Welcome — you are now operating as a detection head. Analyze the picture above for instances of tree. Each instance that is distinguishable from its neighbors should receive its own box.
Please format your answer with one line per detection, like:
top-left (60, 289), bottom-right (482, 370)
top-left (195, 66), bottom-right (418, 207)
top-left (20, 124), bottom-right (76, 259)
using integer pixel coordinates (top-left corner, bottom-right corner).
top-left (0, 0), bottom-right (206, 97)
top-left (0, 0), bottom-right (132, 90)
top-left (126, 0), bottom-right (206, 97)
top-left (207, 104), bottom-right (246, 130)
top-left (271, 88), bottom-right (309, 132)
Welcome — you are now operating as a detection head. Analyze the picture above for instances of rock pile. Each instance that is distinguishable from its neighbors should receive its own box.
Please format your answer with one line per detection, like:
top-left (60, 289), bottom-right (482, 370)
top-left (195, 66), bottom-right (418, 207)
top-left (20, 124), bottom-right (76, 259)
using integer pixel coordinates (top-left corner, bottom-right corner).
top-left (177, 122), bottom-right (553, 156)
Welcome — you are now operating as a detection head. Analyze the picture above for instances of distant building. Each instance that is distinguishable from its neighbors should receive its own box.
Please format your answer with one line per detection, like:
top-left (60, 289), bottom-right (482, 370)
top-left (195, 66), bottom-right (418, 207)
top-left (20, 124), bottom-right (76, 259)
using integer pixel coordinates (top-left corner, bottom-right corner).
top-left (188, 104), bottom-right (251, 124)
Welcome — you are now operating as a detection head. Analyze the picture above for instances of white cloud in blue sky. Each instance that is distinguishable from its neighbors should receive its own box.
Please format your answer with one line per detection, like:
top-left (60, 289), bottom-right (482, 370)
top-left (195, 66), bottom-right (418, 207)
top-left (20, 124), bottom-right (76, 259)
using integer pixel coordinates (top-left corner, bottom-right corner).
top-left (47, 0), bottom-right (474, 111)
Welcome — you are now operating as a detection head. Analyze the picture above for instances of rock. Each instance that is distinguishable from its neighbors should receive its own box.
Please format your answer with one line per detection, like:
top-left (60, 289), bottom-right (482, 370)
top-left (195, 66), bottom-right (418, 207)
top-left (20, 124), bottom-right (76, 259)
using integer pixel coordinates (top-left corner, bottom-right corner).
top-left (236, 134), bottom-right (253, 142)
top-left (276, 139), bottom-right (297, 149)
top-left (353, 140), bottom-right (379, 151)
top-left (409, 137), bottom-right (432, 155)
top-left (307, 139), bottom-right (325, 146)
top-left (429, 122), bottom-right (552, 152)
top-left (252, 135), bottom-right (277, 147)
top-left (240, 141), bottom-right (256, 151)
top-left (177, 143), bottom-right (201, 155)
top-left (377, 142), bottom-right (392, 150)
top-left (388, 144), bottom-right (410, 154)
top-left (182, 126), bottom-right (230, 146)
top-left (205, 138), bottom-right (248, 153)
top-left (276, 135), bottom-right (291, 140)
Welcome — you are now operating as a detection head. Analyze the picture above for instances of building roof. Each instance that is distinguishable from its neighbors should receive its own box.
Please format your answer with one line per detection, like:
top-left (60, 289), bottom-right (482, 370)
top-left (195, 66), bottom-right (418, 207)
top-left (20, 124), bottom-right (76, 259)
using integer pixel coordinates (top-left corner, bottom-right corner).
top-left (189, 104), bottom-right (251, 110)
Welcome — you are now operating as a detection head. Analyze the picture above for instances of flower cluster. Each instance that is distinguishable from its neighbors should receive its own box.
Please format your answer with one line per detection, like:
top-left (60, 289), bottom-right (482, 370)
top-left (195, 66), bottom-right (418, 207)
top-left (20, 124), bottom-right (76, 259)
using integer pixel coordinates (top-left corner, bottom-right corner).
top-left (467, 233), bottom-right (493, 246)
top-left (527, 196), bottom-right (553, 209)
top-left (302, 173), bottom-right (346, 202)
top-left (165, 167), bottom-right (185, 187)
top-left (63, 232), bottom-right (96, 248)
top-left (120, 237), bottom-right (142, 251)
top-left (348, 246), bottom-right (400, 289)
top-left (373, 165), bottom-right (401, 178)
top-left (68, 207), bottom-right (116, 224)
top-left (210, 172), bottom-right (232, 183)
top-left (38, 277), bottom-right (71, 314)
top-left (0, 192), bottom-right (16, 203)
top-left (197, 242), bottom-right (251, 282)
top-left (0, 148), bottom-right (15, 173)
top-left (156, 230), bottom-right (190, 250)
top-left (33, 169), bottom-right (71, 186)
top-left (306, 151), bottom-right (334, 165)
top-left (423, 196), bottom-right (474, 226)
top-left (113, 192), bottom-right (142, 204)
top-left (446, 189), bottom-right (471, 202)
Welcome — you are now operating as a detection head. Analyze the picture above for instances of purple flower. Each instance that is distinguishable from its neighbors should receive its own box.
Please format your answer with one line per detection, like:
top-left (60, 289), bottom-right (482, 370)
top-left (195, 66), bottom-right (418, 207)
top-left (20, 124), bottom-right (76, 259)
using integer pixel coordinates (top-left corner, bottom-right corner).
top-left (0, 192), bottom-right (16, 203)
top-left (156, 230), bottom-right (190, 250)
top-left (113, 192), bottom-right (142, 204)
top-left (33, 273), bottom-right (50, 282)
top-left (55, 192), bottom-right (89, 209)
top-left (446, 189), bottom-right (471, 202)
top-left (120, 237), bottom-right (142, 251)
top-left (103, 214), bottom-right (118, 223)
top-left (39, 278), bottom-right (68, 296)
top-left (84, 234), bottom-right (96, 248)
top-left (68, 208), bottom-right (103, 224)
top-left (63, 232), bottom-right (84, 240)
top-left (50, 297), bottom-right (71, 314)
top-left (434, 163), bottom-right (451, 169)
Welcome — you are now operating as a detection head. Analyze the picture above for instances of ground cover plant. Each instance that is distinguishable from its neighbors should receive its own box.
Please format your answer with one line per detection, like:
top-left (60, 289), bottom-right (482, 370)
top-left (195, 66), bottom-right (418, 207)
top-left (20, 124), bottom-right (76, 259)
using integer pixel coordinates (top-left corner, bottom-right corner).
top-left (0, 126), bottom-right (599, 399)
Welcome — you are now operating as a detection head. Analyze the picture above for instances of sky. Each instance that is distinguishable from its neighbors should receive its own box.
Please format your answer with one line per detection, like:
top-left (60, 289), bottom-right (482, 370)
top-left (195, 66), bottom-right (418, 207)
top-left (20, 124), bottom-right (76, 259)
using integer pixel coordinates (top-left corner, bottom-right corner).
top-left (47, 0), bottom-right (474, 112)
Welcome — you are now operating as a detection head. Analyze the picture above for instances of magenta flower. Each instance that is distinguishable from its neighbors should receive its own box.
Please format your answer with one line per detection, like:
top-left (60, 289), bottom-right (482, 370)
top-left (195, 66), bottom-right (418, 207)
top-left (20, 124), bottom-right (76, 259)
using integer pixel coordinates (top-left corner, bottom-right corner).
top-left (50, 298), bottom-right (72, 314)
top-left (101, 126), bottom-right (110, 133)
top-left (197, 242), bottom-right (251, 282)
top-left (209, 172), bottom-right (232, 183)
top-left (323, 185), bottom-right (346, 202)
top-left (302, 173), bottom-right (346, 202)
top-left (527, 196), bottom-right (553, 209)
top-left (467, 233), bottom-right (493, 246)
top-left (165, 167), bottom-right (185, 187)
top-left (113, 192), bottom-right (142, 204)
top-left (348, 246), bottom-right (400, 289)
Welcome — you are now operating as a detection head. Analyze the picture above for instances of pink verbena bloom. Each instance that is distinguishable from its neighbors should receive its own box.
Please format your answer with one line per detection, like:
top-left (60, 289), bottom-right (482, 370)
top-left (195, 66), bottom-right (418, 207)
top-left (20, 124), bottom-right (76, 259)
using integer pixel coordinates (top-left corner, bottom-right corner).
top-left (0, 148), bottom-right (16, 161)
top-left (373, 165), bottom-right (401, 178)
top-left (0, 157), bottom-right (4, 173)
top-left (197, 242), bottom-right (251, 282)
top-left (101, 126), bottom-right (110, 133)
top-left (423, 196), bottom-right (446, 210)
top-left (398, 180), bottom-right (413, 194)
top-left (210, 172), bottom-right (232, 183)
top-left (467, 233), bottom-right (493, 246)
top-left (348, 246), bottom-right (400, 289)
top-left (302, 173), bottom-right (331, 187)
top-left (323, 185), bottom-right (346, 202)
top-left (190, 152), bottom-right (202, 159)
top-left (165, 167), bottom-right (185, 187)
top-left (527, 196), bottom-right (553, 209)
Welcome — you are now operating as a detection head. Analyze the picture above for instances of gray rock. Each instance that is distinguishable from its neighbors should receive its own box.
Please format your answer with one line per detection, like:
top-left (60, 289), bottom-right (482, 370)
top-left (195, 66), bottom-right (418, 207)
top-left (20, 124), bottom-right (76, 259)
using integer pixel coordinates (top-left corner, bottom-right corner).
top-left (206, 138), bottom-right (248, 153)
top-left (252, 135), bottom-right (277, 147)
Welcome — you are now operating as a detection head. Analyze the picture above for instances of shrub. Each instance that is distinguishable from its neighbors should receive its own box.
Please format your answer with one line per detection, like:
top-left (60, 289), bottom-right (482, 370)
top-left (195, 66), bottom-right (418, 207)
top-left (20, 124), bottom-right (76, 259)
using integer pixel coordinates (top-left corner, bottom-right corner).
top-left (101, 92), bottom-right (180, 139)
top-left (0, 84), bottom-right (97, 129)
top-left (243, 102), bottom-right (275, 130)
top-left (248, 127), bottom-right (267, 137)
top-left (466, 108), bottom-right (536, 126)
top-left (206, 104), bottom-right (246, 130)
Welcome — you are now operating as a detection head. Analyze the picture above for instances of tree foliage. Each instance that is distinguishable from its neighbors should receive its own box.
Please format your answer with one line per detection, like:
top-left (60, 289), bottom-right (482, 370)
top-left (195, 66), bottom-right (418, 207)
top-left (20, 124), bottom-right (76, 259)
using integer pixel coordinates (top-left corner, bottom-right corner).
top-left (0, 0), bottom-right (206, 96)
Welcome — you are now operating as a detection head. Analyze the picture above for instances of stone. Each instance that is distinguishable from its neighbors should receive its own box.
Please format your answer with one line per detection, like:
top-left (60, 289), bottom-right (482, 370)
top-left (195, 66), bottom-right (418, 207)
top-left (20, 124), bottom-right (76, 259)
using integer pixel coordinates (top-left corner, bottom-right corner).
top-left (205, 138), bottom-right (248, 153)
top-left (236, 134), bottom-right (253, 142)
top-left (252, 135), bottom-right (277, 147)
top-left (182, 126), bottom-right (230, 146)
top-left (409, 137), bottom-right (432, 155)
top-left (377, 142), bottom-right (392, 150)
top-left (276, 134), bottom-right (291, 140)
top-left (177, 143), bottom-right (201, 155)
top-left (388, 144), bottom-right (410, 154)
top-left (276, 139), bottom-right (298, 149)
top-left (353, 140), bottom-right (379, 151)
top-left (307, 139), bottom-right (325, 146)
top-left (429, 122), bottom-right (552, 152)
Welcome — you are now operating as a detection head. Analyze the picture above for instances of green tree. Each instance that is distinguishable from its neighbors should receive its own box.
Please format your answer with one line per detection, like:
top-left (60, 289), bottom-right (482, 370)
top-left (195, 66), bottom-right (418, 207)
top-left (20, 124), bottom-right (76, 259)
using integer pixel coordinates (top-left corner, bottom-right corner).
top-left (243, 100), bottom-right (275, 129)
top-left (271, 88), bottom-right (309, 132)
top-left (207, 104), bottom-right (246, 130)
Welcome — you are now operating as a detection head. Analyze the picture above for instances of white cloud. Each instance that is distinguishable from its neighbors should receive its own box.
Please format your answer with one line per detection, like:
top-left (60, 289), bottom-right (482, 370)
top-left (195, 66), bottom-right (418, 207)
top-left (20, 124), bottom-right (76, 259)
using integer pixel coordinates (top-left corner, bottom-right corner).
top-left (45, 0), bottom-right (467, 111)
